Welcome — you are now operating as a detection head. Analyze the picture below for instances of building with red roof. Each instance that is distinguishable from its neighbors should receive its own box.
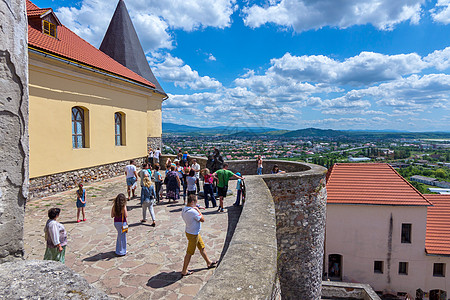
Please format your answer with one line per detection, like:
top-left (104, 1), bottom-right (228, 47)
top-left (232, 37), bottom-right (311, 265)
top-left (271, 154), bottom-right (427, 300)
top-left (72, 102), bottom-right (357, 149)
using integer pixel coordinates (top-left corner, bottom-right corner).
top-left (27, 0), bottom-right (166, 197)
top-left (326, 163), bottom-right (450, 299)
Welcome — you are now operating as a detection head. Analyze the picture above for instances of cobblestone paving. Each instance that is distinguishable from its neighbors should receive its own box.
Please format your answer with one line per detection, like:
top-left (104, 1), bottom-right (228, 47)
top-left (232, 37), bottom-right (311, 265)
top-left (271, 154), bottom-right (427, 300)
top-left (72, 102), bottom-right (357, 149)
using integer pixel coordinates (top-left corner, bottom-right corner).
top-left (24, 176), bottom-right (240, 299)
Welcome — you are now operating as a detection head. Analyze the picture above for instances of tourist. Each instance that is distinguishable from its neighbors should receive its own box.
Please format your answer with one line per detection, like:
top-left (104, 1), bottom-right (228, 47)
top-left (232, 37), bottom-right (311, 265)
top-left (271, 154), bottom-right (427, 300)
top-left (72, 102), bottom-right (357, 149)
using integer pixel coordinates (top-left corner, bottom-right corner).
top-left (206, 151), bottom-right (214, 173)
top-left (76, 183), bottom-right (86, 223)
top-left (111, 193), bottom-right (128, 256)
top-left (148, 148), bottom-right (154, 167)
top-left (141, 177), bottom-right (156, 226)
top-left (233, 173), bottom-right (244, 207)
top-left (213, 163), bottom-right (244, 212)
top-left (181, 194), bottom-right (217, 276)
top-left (44, 208), bottom-right (68, 263)
top-left (138, 162), bottom-right (151, 199)
top-left (272, 164), bottom-right (286, 174)
top-left (124, 160), bottom-right (138, 200)
top-left (177, 149), bottom-right (183, 161)
top-left (202, 168), bottom-right (217, 208)
top-left (182, 151), bottom-right (189, 166)
top-left (257, 155), bottom-right (263, 175)
top-left (153, 164), bottom-right (163, 203)
top-left (164, 164), bottom-right (181, 203)
top-left (182, 160), bottom-right (191, 203)
top-left (186, 169), bottom-right (197, 196)
top-left (154, 147), bottom-right (161, 165)
top-left (165, 157), bottom-right (172, 172)
top-left (212, 148), bottom-right (224, 173)
top-left (191, 159), bottom-right (201, 193)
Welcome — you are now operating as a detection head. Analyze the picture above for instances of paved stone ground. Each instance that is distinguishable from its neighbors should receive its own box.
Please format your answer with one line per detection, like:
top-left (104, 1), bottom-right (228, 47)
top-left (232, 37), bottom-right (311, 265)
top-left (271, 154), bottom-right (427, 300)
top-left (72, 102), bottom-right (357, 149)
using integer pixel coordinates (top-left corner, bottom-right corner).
top-left (24, 175), bottom-right (242, 299)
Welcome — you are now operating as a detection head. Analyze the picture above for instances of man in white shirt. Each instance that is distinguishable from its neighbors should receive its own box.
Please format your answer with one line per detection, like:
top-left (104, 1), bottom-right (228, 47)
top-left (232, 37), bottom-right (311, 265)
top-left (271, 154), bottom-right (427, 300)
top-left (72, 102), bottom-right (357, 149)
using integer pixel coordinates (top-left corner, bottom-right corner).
top-left (181, 195), bottom-right (217, 276)
top-left (124, 160), bottom-right (138, 200)
top-left (191, 159), bottom-right (201, 193)
top-left (154, 148), bottom-right (161, 164)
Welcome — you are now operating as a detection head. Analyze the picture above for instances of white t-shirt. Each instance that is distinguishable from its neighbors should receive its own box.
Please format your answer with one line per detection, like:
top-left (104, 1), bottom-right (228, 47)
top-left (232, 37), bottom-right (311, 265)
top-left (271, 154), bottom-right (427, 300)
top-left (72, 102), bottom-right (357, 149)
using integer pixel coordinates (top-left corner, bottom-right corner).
top-left (125, 164), bottom-right (137, 178)
top-left (182, 206), bottom-right (202, 235)
top-left (186, 176), bottom-right (197, 191)
top-left (191, 163), bottom-right (201, 179)
top-left (154, 150), bottom-right (161, 159)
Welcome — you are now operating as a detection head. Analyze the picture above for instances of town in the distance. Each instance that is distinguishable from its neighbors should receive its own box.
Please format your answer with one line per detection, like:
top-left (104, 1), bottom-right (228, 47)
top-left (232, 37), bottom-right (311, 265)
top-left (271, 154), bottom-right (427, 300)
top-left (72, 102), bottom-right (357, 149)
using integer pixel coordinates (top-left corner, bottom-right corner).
top-left (163, 122), bottom-right (450, 195)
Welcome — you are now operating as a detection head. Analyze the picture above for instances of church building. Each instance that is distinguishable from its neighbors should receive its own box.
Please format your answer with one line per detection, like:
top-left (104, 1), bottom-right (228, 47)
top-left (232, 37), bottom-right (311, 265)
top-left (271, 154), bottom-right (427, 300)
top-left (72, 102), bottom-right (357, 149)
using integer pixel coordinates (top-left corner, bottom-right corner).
top-left (26, 0), bottom-right (166, 198)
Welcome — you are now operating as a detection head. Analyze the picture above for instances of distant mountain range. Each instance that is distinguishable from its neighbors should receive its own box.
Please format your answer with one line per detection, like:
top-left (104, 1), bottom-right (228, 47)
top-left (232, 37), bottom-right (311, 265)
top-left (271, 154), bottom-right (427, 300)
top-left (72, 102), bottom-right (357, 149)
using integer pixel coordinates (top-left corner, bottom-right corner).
top-left (162, 122), bottom-right (450, 139)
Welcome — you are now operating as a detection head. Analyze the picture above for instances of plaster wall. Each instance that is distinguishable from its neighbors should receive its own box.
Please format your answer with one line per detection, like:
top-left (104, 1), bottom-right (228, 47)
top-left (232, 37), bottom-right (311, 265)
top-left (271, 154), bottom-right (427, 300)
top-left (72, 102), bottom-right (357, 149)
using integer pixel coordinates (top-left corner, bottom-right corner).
top-left (0, 0), bottom-right (29, 262)
top-left (28, 53), bottom-right (163, 178)
top-left (325, 204), bottom-right (450, 296)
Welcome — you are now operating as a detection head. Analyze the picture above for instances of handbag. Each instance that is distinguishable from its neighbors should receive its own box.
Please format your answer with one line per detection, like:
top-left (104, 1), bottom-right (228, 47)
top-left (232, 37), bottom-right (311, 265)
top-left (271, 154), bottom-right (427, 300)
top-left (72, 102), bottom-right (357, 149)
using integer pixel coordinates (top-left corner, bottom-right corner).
top-left (121, 213), bottom-right (128, 233)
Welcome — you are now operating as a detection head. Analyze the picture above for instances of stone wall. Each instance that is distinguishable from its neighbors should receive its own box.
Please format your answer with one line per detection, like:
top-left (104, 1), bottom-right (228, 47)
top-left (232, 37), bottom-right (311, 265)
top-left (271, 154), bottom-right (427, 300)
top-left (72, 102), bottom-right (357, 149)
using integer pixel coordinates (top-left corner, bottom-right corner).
top-left (0, 0), bottom-right (29, 262)
top-left (0, 260), bottom-right (109, 299)
top-left (29, 157), bottom-right (147, 199)
top-left (147, 136), bottom-right (162, 152)
top-left (193, 159), bottom-right (327, 300)
top-left (263, 164), bottom-right (327, 299)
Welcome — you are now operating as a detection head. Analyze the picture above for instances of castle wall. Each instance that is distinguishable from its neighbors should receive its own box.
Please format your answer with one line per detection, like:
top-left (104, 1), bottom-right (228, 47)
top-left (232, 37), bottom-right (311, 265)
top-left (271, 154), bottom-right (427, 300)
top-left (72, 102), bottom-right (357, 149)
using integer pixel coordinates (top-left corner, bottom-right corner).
top-left (0, 0), bottom-right (29, 262)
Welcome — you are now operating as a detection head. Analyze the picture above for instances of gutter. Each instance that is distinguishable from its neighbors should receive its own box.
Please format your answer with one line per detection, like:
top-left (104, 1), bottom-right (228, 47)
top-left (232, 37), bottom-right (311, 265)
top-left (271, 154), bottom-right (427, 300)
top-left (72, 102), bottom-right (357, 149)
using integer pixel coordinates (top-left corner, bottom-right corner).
top-left (28, 46), bottom-right (159, 94)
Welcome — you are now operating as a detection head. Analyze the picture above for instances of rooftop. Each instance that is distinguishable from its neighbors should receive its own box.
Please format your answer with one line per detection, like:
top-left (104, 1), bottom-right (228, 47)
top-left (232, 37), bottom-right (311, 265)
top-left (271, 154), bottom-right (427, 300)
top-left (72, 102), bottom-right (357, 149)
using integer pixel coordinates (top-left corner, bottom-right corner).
top-left (425, 194), bottom-right (450, 255)
top-left (326, 163), bottom-right (431, 206)
top-left (26, 0), bottom-right (156, 89)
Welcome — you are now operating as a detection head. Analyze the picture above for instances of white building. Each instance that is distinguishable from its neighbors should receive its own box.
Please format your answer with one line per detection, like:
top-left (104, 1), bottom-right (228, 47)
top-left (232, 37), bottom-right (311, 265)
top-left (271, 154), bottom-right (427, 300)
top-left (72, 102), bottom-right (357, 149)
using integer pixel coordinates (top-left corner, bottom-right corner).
top-left (326, 163), bottom-right (450, 300)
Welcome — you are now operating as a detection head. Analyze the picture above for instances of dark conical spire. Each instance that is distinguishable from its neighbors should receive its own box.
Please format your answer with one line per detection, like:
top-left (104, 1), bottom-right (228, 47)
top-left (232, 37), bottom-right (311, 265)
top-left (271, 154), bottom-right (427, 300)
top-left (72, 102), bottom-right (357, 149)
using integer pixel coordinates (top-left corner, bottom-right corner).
top-left (100, 0), bottom-right (166, 96)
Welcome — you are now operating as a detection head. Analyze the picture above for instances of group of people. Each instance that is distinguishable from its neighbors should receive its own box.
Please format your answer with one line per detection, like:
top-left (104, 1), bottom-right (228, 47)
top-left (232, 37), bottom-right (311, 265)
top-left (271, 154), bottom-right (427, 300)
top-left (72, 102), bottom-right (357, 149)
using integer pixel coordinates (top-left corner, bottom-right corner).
top-left (43, 148), bottom-right (247, 277)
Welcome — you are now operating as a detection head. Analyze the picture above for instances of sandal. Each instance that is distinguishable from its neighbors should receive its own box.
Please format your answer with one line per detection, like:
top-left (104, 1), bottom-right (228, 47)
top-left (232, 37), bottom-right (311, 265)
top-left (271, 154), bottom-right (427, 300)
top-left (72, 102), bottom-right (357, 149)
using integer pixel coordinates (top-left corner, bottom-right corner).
top-left (207, 261), bottom-right (218, 269)
top-left (182, 270), bottom-right (193, 276)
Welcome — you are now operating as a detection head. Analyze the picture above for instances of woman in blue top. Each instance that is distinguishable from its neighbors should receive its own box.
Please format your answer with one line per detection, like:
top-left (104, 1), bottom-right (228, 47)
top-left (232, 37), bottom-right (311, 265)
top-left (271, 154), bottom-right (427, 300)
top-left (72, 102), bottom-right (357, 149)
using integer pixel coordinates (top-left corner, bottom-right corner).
top-left (141, 177), bottom-right (156, 226)
top-left (76, 183), bottom-right (86, 223)
top-left (154, 164), bottom-right (163, 203)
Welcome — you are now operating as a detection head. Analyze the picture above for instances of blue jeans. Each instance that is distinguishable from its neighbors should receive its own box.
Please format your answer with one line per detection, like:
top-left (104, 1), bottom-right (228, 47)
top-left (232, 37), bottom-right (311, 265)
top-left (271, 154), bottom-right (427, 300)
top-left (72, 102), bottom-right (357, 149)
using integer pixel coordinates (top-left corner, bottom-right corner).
top-left (257, 167), bottom-right (263, 175)
top-left (234, 189), bottom-right (242, 206)
top-left (114, 222), bottom-right (127, 256)
top-left (203, 183), bottom-right (216, 208)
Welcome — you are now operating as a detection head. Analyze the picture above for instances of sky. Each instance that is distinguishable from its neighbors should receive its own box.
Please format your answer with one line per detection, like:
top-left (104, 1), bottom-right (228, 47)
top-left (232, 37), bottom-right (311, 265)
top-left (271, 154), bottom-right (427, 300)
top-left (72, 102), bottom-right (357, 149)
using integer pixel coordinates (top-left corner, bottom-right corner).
top-left (32, 0), bottom-right (450, 132)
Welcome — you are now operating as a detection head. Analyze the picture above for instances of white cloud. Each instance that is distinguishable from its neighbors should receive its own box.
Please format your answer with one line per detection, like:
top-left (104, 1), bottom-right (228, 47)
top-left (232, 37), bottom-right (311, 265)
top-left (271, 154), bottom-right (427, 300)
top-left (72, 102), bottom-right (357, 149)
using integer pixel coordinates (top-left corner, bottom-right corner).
top-left (424, 47), bottom-right (450, 71)
top-left (208, 54), bottom-right (217, 61)
top-left (55, 0), bottom-right (236, 51)
top-left (431, 0), bottom-right (450, 24)
top-left (243, 0), bottom-right (424, 32)
top-left (151, 54), bottom-right (222, 90)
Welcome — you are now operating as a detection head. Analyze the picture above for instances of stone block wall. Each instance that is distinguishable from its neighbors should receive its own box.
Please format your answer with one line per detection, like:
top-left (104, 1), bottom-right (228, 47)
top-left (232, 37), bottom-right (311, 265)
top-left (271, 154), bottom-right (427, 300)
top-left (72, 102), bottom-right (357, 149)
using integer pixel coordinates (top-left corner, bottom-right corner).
top-left (0, 0), bottom-right (29, 262)
top-left (29, 157), bottom-right (147, 199)
top-left (147, 137), bottom-right (162, 152)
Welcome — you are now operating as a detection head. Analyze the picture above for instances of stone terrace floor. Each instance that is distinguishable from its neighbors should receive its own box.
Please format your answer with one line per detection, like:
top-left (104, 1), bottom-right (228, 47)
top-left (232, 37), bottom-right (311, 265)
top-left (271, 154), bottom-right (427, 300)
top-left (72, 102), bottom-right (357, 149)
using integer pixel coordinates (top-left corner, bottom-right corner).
top-left (24, 176), bottom-right (242, 299)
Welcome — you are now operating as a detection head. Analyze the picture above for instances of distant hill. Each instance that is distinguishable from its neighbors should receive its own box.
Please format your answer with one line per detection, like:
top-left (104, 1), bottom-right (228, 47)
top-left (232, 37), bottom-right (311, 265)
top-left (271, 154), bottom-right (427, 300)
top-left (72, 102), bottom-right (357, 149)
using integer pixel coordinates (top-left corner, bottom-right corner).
top-left (162, 122), bottom-right (450, 139)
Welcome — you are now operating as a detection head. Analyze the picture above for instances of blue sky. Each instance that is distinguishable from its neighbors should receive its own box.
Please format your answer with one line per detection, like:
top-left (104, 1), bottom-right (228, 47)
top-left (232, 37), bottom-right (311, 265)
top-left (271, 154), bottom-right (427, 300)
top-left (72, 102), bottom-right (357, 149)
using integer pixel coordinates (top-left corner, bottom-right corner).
top-left (33, 0), bottom-right (450, 131)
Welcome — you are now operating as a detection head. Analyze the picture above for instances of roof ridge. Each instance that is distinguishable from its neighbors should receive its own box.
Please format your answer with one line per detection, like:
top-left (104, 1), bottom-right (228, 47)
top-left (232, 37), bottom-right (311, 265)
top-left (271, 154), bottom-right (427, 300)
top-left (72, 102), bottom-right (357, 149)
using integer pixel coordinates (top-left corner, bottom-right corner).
top-left (386, 164), bottom-right (433, 206)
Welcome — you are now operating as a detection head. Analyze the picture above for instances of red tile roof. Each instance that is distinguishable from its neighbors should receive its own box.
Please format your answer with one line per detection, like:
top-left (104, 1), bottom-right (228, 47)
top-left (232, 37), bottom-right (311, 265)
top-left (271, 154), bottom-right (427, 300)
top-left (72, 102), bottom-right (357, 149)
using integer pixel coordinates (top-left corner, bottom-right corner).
top-left (27, 8), bottom-right (51, 17)
top-left (26, 0), bottom-right (155, 89)
top-left (426, 194), bottom-right (450, 255)
top-left (326, 163), bottom-right (431, 206)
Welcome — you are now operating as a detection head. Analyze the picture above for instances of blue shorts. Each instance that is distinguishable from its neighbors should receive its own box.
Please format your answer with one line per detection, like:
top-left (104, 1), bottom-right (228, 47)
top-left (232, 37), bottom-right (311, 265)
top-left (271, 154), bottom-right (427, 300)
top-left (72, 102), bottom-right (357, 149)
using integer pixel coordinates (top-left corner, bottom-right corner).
top-left (126, 177), bottom-right (136, 186)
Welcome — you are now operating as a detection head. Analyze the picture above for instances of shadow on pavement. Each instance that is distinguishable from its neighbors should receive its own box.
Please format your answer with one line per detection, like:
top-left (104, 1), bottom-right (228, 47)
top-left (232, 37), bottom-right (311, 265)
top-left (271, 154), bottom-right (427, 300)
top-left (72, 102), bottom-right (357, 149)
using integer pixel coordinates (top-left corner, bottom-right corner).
top-left (218, 205), bottom-right (242, 262)
top-left (60, 220), bottom-right (79, 224)
top-left (147, 271), bottom-right (182, 288)
top-left (128, 222), bottom-right (155, 228)
top-left (82, 251), bottom-right (118, 262)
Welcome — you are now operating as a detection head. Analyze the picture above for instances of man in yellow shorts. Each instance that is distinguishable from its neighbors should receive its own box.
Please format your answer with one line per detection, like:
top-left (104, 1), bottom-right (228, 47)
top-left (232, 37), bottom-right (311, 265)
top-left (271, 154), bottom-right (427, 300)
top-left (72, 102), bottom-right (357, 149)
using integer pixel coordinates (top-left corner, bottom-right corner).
top-left (181, 194), bottom-right (217, 276)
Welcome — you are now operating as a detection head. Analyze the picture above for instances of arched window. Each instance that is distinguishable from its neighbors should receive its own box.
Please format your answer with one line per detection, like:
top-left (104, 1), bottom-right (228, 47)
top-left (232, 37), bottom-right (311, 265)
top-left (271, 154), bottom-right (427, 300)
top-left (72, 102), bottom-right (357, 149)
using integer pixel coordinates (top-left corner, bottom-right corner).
top-left (72, 107), bottom-right (85, 148)
top-left (115, 112), bottom-right (124, 146)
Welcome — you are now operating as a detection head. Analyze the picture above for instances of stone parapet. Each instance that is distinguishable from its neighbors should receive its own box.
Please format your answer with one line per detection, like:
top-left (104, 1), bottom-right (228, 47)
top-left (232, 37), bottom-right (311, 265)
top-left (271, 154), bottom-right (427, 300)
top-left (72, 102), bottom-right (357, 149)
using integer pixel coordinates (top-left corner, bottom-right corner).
top-left (0, 260), bottom-right (109, 299)
top-left (193, 158), bottom-right (327, 300)
top-left (195, 176), bottom-right (278, 300)
top-left (29, 157), bottom-right (147, 199)
top-left (322, 281), bottom-right (381, 300)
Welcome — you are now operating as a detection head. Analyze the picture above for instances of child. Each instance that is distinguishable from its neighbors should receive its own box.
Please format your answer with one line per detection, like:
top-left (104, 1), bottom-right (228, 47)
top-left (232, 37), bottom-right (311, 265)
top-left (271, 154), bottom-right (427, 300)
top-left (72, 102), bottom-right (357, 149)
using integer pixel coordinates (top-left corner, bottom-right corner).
top-left (186, 169), bottom-right (197, 196)
top-left (141, 177), bottom-right (156, 226)
top-left (233, 173), bottom-right (243, 207)
top-left (76, 183), bottom-right (86, 222)
top-left (153, 164), bottom-right (163, 203)
top-left (202, 168), bottom-right (217, 208)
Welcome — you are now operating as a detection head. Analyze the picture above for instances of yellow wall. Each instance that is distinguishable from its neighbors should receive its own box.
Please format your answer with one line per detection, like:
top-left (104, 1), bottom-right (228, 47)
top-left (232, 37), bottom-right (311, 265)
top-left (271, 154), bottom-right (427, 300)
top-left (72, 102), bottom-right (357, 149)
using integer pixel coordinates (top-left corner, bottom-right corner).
top-left (29, 52), bottom-right (164, 178)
